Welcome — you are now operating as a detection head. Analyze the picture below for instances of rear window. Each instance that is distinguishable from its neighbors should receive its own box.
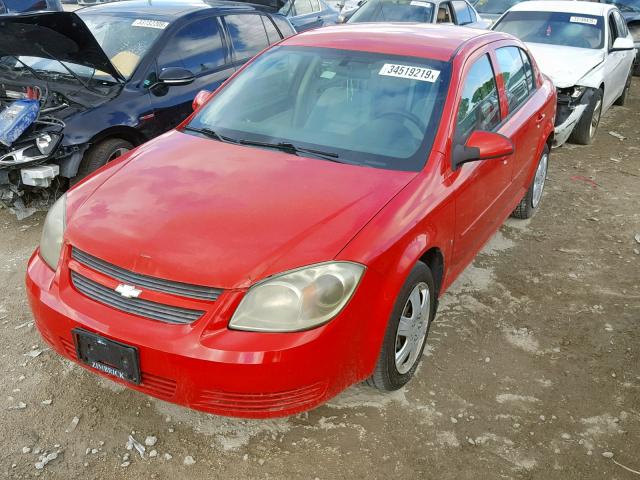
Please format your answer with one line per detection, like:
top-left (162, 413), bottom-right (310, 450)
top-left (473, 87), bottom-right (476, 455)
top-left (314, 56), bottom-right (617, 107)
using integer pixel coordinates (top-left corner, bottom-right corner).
top-left (493, 11), bottom-right (604, 49)
top-left (271, 15), bottom-right (296, 37)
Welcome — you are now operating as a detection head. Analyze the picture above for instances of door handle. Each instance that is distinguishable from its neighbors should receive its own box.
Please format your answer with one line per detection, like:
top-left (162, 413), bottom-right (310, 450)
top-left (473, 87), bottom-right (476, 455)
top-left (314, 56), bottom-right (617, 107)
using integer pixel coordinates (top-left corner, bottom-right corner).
top-left (535, 113), bottom-right (546, 125)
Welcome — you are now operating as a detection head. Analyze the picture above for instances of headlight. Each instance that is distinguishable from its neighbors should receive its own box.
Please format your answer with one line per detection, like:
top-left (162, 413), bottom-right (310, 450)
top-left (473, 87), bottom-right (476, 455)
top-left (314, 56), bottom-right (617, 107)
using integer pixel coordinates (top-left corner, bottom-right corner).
top-left (570, 86), bottom-right (586, 99)
top-left (39, 193), bottom-right (66, 270)
top-left (229, 262), bottom-right (365, 332)
top-left (35, 133), bottom-right (60, 156)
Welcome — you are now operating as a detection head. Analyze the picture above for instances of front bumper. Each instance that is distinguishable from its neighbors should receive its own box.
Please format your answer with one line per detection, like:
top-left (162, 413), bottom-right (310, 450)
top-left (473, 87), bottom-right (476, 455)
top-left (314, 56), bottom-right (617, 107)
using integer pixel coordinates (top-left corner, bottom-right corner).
top-left (553, 103), bottom-right (587, 147)
top-left (26, 249), bottom-right (380, 418)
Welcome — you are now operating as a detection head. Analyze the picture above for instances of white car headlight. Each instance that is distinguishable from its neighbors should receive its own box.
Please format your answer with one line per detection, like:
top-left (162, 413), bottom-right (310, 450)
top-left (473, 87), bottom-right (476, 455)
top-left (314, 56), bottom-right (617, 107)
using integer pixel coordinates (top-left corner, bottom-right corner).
top-left (229, 262), bottom-right (365, 332)
top-left (40, 193), bottom-right (66, 270)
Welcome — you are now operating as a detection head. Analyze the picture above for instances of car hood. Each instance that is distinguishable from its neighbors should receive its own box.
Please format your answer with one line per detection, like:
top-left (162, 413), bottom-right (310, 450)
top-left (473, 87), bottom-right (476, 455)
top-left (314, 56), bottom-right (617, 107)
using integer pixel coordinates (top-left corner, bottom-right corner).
top-left (66, 130), bottom-right (416, 290)
top-left (0, 12), bottom-right (123, 81)
top-left (525, 43), bottom-right (605, 89)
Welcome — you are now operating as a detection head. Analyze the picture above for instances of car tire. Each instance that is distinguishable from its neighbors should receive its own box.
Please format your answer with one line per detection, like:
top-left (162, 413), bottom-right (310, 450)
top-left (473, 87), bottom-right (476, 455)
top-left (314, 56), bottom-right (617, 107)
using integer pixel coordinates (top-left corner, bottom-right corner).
top-left (511, 145), bottom-right (549, 220)
top-left (71, 138), bottom-right (133, 186)
top-left (569, 88), bottom-right (602, 145)
top-left (366, 261), bottom-right (436, 391)
top-left (614, 71), bottom-right (632, 106)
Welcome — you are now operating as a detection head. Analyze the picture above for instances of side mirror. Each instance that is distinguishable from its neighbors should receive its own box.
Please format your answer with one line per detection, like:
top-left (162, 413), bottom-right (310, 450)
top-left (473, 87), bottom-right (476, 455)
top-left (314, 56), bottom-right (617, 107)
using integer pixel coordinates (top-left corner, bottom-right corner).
top-left (157, 67), bottom-right (195, 87)
top-left (192, 90), bottom-right (212, 111)
top-left (452, 131), bottom-right (514, 170)
top-left (611, 36), bottom-right (634, 52)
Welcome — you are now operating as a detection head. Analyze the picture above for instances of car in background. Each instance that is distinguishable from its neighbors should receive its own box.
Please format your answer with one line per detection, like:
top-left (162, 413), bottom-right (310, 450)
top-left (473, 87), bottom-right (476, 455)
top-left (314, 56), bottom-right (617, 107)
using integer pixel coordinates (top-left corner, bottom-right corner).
top-left (471, 0), bottom-right (525, 24)
top-left (598, 0), bottom-right (640, 75)
top-left (77, 0), bottom-right (122, 6)
top-left (0, 1), bottom-right (295, 207)
top-left (279, 0), bottom-right (338, 31)
top-left (347, 0), bottom-right (490, 28)
top-left (0, 0), bottom-right (62, 14)
top-left (27, 24), bottom-right (555, 418)
top-left (493, 0), bottom-right (635, 146)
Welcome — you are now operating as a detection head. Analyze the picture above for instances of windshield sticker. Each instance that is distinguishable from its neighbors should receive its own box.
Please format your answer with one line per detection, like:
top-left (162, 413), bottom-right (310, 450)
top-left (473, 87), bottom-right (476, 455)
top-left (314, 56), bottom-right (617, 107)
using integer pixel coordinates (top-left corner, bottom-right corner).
top-left (410, 1), bottom-right (431, 7)
top-left (569, 16), bottom-right (597, 26)
top-left (132, 19), bottom-right (169, 29)
top-left (379, 64), bottom-right (440, 82)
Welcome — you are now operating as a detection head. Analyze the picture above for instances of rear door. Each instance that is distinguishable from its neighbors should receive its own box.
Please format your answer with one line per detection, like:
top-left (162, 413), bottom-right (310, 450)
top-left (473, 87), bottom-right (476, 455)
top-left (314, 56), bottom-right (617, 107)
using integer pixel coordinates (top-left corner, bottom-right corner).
top-left (148, 14), bottom-right (234, 135)
top-left (493, 45), bottom-right (546, 188)
top-left (290, 0), bottom-right (324, 31)
top-left (449, 50), bottom-right (512, 272)
top-left (604, 10), bottom-right (632, 108)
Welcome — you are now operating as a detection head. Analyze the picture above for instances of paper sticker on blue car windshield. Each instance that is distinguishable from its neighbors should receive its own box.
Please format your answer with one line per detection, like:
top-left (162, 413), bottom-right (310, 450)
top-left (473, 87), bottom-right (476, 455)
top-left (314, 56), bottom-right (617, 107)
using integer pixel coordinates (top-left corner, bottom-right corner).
top-left (132, 19), bottom-right (169, 29)
top-left (379, 64), bottom-right (440, 83)
top-left (569, 16), bottom-right (597, 26)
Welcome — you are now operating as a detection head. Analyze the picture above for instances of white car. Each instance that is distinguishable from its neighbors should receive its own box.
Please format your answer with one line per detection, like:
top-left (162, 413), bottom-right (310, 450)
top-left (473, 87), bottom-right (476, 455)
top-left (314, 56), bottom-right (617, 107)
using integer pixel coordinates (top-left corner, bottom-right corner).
top-left (493, 0), bottom-right (636, 146)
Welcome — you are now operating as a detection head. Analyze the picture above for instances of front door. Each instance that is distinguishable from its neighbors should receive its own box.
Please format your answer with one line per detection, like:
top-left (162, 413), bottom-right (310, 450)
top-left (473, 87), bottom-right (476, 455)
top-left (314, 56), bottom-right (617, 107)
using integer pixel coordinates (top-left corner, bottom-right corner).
top-left (448, 51), bottom-right (513, 273)
top-left (148, 15), bottom-right (234, 136)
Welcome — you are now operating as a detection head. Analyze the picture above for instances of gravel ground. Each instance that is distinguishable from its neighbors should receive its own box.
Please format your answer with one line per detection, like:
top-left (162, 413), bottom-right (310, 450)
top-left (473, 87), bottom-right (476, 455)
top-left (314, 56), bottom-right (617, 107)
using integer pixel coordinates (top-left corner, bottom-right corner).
top-left (0, 80), bottom-right (639, 479)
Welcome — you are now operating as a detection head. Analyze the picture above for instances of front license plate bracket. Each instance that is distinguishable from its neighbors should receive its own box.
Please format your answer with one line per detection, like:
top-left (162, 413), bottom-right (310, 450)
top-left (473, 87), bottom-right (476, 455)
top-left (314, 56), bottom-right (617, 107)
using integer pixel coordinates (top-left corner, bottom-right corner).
top-left (73, 328), bottom-right (141, 384)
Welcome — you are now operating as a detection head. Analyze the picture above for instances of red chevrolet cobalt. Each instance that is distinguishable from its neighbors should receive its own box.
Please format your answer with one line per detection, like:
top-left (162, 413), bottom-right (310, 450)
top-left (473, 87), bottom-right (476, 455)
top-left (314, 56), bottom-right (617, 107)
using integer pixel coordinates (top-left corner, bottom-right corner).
top-left (26, 24), bottom-right (555, 418)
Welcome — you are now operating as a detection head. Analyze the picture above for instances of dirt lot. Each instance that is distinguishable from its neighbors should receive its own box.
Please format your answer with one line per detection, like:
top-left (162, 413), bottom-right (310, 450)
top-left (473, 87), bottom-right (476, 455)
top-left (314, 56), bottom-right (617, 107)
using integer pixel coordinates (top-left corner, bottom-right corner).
top-left (1, 80), bottom-right (639, 479)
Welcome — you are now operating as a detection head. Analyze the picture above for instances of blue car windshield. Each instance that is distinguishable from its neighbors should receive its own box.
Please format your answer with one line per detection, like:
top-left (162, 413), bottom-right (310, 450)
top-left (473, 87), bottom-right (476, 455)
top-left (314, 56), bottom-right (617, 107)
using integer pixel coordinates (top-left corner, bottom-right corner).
top-left (349, 0), bottom-right (435, 23)
top-left (602, 0), bottom-right (640, 13)
top-left (187, 46), bottom-right (451, 171)
top-left (494, 11), bottom-right (605, 49)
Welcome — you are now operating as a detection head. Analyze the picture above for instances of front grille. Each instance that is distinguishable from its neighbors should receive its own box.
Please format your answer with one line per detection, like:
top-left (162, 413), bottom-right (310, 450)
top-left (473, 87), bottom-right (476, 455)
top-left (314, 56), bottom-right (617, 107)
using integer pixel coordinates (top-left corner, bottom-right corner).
top-left (71, 271), bottom-right (203, 324)
top-left (71, 248), bottom-right (221, 301)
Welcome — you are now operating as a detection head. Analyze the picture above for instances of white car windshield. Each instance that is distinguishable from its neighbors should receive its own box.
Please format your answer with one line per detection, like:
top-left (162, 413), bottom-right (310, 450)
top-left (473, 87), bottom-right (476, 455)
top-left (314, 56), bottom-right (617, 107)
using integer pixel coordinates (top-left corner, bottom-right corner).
top-left (187, 46), bottom-right (451, 171)
top-left (349, 0), bottom-right (435, 22)
top-left (494, 11), bottom-right (604, 49)
top-left (472, 0), bottom-right (523, 15)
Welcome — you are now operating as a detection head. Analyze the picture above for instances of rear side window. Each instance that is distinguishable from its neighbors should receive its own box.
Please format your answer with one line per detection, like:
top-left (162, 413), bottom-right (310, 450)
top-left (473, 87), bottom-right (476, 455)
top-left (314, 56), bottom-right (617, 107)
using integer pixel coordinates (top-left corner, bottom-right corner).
top-left (613, 11), bottom-right (628, 37)
top-left (159, 17), bottom-right (225, 73)
top-left (271, 15), bottom-right (296, 37)
top-left (262, 16), bottom-right (281, 44)
top-left (456, 54), bottom-right (500, 142)
top-left (452, 0), bottom-right (472, 25)
top-left (519, 48), bottom-right (536, 93)
top-left (495, 46), bottom-right (530, 113)
top-left (225, 14), bottom-right (270, 61)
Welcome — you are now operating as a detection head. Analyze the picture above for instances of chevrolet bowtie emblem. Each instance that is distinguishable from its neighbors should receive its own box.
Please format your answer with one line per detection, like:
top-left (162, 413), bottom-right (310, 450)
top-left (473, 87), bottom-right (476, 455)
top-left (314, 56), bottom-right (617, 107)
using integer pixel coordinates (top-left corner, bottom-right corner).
top-left (115, 284), bottom-right (142, 298)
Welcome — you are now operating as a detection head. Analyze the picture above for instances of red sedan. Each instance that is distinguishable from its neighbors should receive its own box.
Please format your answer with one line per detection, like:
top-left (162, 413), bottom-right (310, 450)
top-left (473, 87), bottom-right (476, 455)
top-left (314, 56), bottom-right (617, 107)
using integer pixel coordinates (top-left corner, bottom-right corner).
top-left (26, 24), bottom-right (556, 418)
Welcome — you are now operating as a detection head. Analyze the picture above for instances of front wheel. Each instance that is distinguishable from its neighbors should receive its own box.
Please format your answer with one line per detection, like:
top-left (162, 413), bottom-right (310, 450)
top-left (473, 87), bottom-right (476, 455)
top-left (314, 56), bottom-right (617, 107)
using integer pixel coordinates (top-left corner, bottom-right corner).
top-left (71, 138), bottom-right (133, 186)
top-left (569, 89), bottom-right (602, 145)
top-left (511, 145), bottom-right (549, 219)
top-left (367, 262), bottom-right (436, 391)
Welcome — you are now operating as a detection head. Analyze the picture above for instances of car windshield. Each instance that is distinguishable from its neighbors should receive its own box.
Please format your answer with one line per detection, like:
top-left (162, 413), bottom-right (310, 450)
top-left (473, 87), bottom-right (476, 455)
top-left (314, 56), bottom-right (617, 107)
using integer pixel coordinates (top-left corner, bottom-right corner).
top-left (349, 0), bottom-right (435, 22)
top-left (187, 46), bottom-right (450, 171)
top-left (471, 0), bottom-right (524, 15)
top-left (602, 0), bottom-right (640, 13)
top-left (77, 13), bottom-right (167, 79)
top-left (493, 11), bottom-right (604, 49)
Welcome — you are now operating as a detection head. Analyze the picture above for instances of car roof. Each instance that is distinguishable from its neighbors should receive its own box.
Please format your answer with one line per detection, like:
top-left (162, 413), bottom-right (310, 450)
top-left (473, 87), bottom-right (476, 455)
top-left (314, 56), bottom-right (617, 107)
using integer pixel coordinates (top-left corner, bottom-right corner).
top-left (283, 23), bottom-right (508, 62)
top-left (508, 1), bottom-right (612, 16)
top-left (78, 0), bottom-right (273, 19)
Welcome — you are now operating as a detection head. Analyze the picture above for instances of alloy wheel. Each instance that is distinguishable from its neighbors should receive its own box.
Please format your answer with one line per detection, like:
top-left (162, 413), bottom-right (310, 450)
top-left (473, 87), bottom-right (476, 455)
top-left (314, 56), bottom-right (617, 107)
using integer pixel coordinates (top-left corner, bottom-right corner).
top-left (395, 282), bottom-right (430, 374)
top-left (589, 98), bottom-right (602, 139)
top-left (532, 152), bottom-right (548, 209)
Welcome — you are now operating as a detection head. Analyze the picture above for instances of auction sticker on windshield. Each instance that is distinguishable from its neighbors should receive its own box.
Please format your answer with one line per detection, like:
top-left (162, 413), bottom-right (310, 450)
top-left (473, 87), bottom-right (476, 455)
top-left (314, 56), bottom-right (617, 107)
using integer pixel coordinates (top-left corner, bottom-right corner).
top-left (569, 16), bottom-right (597, 26)
top-left (379, 64), bottom-right (440, 82)
top-left (132, 19), bottom-right (169, 29)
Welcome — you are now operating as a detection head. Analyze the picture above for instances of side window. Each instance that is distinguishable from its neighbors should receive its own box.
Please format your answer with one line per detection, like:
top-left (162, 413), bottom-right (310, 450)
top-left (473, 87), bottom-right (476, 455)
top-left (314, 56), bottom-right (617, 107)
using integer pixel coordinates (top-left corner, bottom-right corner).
top-left (495, 46), bottom-right (529, 113)
top-left (158, 17), bottom-right (225, 74)
top-left (608, 13), bottom-right (618, 47)
top-left (311, 0), bottom-right (322, 11)
top-left (271, 15), bottom-right (296, 38)
top-left (261, 16), bottom-right (281, 44)
top-left (295, 0), bottom-right (315, 15)
top-left (0, 1), bottom-right (6, 14)
top-left (279, 0), bottom-right (295, 16)
top-left (614, 11), bottom-right (628, 37)
top-left (452, 0), bottom-right (472, 25)
top-left (455, 54), bottom-right (501, 143)
top-left (436, 3), bottom-right (452, 23)
top-left (518, 48), bottom-right (536, 93)
top-left (225, 14), bottom-right (270, 61)
top-left (467, 3), bottom-right (477, 23)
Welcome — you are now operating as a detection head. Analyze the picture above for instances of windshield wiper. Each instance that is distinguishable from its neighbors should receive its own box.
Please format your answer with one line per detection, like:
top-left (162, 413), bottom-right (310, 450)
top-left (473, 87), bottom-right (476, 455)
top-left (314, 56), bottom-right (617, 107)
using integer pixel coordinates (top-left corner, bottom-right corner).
top-left (237, 139), bottom-right (342, 163)
top-left (182, 126), bottom-right (238, 144)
